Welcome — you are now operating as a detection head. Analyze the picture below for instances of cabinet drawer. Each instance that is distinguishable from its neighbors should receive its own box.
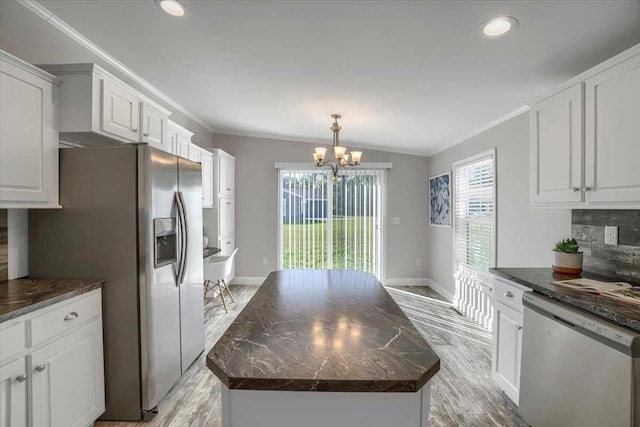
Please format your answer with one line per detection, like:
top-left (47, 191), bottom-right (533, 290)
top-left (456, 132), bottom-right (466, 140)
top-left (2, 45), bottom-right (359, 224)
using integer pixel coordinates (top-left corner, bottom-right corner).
top-left (30, 291), bottom-right (102, 347)
top-left (494, 279), bottom-right (526, 312)
top-left (0, 321), bottom-right (27, 362)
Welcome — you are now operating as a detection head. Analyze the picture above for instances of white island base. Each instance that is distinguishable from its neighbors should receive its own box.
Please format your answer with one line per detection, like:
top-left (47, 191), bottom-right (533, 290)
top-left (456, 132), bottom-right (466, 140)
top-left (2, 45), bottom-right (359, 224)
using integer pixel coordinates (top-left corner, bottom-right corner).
top-left (221, 383), bottom-right (432, 427)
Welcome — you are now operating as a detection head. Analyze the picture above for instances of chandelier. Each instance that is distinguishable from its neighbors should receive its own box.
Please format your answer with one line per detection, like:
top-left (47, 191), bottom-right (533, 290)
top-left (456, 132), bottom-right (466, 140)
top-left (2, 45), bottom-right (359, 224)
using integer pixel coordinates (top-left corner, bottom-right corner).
top-left (313, 114), bottom-right (363, 179)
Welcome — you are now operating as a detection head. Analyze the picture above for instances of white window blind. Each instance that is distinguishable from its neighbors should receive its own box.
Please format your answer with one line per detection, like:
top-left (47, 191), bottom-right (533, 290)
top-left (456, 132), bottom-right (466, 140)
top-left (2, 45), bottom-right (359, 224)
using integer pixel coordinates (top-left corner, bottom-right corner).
top-left (454, 152), bottom-right (496, 273)
top-left (453, 150), bottom-right (496, 330)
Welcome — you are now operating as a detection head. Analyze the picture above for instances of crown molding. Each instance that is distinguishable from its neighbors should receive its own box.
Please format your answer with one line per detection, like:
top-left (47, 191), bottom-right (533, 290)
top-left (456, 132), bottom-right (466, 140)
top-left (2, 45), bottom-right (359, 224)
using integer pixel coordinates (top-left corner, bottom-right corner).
top-left (18, 0), bottom-right (214, 133)
top-left (0, 48), bottom-right (61, 85)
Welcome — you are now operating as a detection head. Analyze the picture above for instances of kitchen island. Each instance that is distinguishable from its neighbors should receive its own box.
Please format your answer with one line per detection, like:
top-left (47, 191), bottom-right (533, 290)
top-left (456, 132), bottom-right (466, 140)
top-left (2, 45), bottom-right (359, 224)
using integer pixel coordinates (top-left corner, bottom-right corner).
top-left (206, 270), bottom-right (440, 427)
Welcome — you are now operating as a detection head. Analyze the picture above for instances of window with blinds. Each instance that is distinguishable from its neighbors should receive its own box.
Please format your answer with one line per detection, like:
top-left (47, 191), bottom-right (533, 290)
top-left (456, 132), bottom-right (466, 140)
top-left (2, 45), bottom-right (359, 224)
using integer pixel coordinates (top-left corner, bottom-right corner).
top-left (453, 150), bottom-right (496, 330)
top-left (278, 168), bottom-right (385, 278)
top-left (454, 151), bottom-right (496, 273)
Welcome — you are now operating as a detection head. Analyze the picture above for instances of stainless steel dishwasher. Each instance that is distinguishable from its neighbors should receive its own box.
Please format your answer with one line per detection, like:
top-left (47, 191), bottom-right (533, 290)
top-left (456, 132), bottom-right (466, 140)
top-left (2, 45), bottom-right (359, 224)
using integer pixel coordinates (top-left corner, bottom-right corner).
top-left (519, 292), bottom-right (640, 427)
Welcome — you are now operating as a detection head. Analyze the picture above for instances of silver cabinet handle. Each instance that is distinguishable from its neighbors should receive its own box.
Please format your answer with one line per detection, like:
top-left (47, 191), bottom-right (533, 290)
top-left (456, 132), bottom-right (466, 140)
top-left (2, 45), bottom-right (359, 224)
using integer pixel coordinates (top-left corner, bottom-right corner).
top-left (132, 128), bottom-right (139, 133)
top-left (15, 374), bottom-right (26, 383)
top-left (226, 187), bottom-right (232, 191)
top-left (572, 187), bottom-right (580, 192)
top-left (143, 132), bottom-right (150, 137)
top-left (64, 311), bottom-right (79, 321)
top-left (504, 291), bottom-right (513, 298)
top-left (35, 364), bottom-right (46, 372)
top-left (226, 202), bottom-right (231, 205)
top-left (584, 186), bottom-right (592, 191)
top-left (516, 325), bottom-right (523, 330)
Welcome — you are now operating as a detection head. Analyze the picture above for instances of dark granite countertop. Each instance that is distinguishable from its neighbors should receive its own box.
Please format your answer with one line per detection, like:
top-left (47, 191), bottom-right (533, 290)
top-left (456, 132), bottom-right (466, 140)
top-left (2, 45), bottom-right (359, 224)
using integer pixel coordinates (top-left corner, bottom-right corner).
top-left (490, 268), bottom-right (640, 333)
top-left (0, 278), bottom-right (105, 323)
top-left (206, 269), bottom-right (440, 393)
top-left (203, 247), bottom-right (221, 259)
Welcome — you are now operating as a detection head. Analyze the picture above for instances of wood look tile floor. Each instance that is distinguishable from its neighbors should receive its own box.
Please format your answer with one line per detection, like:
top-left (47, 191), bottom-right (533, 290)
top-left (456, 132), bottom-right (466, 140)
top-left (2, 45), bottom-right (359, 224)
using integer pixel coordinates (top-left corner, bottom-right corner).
top-left (95, 284), bottom-right (527, 427)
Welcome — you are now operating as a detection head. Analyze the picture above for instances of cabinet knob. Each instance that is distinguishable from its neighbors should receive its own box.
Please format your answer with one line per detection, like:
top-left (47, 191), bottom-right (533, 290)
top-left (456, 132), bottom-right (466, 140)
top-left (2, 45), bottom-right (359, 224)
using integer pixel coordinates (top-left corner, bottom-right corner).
top-left (504, 291), bottom-right (513, 298)
top-left (226, 187), bottom-right (232, 191)
top-left (35, 364), bottom-right (46, 372)
top-left (583, 186), bottom-right (592, 192)
top-left (516, 325), bottom-right (523, 330)
top-left (132, 128), bottom-right (139, 133)
top-left (572, 187), bottom-right (580, 192)
top-left (143, 132), bottom-right (150, 137)
top-left (64, 311), bottom-right (79, 321)
top-left (15, 374), bottom-right (27, 383)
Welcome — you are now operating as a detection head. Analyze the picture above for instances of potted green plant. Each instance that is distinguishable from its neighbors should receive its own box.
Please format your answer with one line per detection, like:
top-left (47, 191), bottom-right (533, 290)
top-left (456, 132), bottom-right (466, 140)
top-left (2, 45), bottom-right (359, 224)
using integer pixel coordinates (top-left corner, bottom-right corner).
top-left (553, 238), bottom-right (583, 274)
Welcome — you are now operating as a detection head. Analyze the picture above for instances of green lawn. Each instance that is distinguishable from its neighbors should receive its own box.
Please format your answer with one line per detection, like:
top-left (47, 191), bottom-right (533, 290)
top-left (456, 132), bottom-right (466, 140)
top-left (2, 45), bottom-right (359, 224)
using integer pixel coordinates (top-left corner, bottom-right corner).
top-left (282, 217), bottom-right (376, 272)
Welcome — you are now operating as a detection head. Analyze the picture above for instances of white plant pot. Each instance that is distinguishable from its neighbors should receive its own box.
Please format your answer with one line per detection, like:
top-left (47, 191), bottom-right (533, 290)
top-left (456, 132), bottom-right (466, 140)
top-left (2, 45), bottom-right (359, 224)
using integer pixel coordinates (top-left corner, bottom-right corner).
top-left (553, 252), bottom-right (583, 274)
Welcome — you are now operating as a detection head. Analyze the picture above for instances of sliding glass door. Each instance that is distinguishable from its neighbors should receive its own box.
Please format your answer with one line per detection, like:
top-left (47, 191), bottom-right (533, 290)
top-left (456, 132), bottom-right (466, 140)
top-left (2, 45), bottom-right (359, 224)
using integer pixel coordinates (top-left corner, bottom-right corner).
top-left (279, 168), bottom-right (384, 278)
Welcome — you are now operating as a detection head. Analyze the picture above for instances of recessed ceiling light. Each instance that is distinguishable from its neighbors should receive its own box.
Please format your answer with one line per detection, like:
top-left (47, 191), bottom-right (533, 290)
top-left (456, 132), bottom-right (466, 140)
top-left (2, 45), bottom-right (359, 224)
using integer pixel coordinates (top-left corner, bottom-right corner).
top-left (156, 0), bottom-right (186, 17)
top-left (481, 16), bottom-right (518, 38)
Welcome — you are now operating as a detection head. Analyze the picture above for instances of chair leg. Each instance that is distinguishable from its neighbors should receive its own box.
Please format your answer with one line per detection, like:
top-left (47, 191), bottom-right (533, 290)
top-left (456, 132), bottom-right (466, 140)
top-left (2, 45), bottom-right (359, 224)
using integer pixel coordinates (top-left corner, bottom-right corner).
top-left (222, 279), bottom-right (235, 303)
top-left (217, 281), bottom-right (228, 313)
top-left (203, 280), bottom-right (210, 298)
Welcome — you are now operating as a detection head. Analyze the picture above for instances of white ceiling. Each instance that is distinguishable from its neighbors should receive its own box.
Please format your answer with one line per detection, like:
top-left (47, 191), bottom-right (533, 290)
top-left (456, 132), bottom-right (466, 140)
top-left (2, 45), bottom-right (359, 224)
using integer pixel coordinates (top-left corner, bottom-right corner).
top-left (31, 0), bottom-right (640, 155)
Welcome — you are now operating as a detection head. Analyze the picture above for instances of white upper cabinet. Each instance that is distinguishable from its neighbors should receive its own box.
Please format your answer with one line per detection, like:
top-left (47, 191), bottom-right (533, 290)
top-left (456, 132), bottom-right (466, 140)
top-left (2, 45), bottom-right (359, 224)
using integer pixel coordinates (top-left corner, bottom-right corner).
top-left (141, 102), bottom-right (168, 150)
top-left (530, 84), bottom-right (584, 204)
top-left (201, 151), bottom-right (214, 209)
top-left (0, 50), bottom-right (61, 209)
top-left (100, 78), bottom-right (141, 142)
top-left (585, 53), bottom-right (640, 204)
top-left (39, 63), bottom-right (170, 147)
top-left (529, 45), bottom-right (640, 208)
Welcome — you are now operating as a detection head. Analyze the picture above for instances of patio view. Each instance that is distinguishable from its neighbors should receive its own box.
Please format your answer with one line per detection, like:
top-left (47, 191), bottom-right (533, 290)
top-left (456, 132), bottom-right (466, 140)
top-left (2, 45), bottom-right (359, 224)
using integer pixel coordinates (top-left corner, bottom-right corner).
top-left (280, 169), bottom-right (383, 277)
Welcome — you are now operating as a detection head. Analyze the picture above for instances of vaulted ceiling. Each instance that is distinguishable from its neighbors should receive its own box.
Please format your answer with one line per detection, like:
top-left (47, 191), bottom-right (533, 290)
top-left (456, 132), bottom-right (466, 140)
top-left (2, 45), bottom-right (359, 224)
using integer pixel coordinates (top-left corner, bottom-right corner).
top-left (17, 1), bottom-right (640, 154)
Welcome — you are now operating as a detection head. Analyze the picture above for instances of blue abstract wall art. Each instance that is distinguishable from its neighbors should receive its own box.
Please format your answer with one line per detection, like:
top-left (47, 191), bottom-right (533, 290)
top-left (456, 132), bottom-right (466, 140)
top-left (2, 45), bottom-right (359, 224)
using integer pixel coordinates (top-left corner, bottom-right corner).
top-left (429, 172), bottom-right (451, 227)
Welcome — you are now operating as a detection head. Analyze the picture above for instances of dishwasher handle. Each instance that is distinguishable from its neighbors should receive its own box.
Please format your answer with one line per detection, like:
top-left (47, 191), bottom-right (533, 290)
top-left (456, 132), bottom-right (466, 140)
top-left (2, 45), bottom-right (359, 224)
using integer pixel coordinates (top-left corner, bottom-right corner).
top-left (553, 315), bottom-right (576, 329)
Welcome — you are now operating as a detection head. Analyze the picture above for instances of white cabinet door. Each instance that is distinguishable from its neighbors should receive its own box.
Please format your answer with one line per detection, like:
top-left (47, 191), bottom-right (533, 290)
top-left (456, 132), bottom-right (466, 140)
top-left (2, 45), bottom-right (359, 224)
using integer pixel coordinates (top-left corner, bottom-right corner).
top-left (220, 155), bottom-right (235, 196)
top-left (0, 358), bottom-right (28, 427)
top-left (217, 236), bottom-right (235, 281)
top-left (0, 56), bottom-right (59, 208)
top-left (585, 53), bottom-right (640, 204)
top-left (188, 144), bottom-right (202, 164)
top-left (177, 134), bottom-right (190, 160)
top-left (31, 319), bottom-right (105, 427)
top-left (219, 197), bottom-right (234, 238)
top-left (491, 302), bottom-right (523, 405)
top-left (530, 84), bottom-right (584, 204)
top-left (141, 102), bottom-right (168, 150)
top-left (202, 151), bottom-right (214, 208)
top-left (100, 79), bottom-right (141, 142)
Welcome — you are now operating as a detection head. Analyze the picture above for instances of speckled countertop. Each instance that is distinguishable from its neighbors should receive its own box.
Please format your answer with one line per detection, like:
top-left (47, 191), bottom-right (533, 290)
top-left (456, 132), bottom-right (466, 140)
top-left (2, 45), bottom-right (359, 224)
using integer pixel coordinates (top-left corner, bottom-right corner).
top-left (207, 269), bottom-right (441, 393)
top-left (0, 279), bottom-right (105, 323)
top-left (491, 268), bottom-right (640, 333)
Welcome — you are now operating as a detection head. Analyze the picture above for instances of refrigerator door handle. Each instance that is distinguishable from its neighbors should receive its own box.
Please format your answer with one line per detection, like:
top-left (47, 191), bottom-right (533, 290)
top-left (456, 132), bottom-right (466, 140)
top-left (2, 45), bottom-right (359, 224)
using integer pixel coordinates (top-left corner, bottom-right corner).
top-left (177, 191), bottom-right (189, 285)
top-left (174, 191), bottom-right (186, 286)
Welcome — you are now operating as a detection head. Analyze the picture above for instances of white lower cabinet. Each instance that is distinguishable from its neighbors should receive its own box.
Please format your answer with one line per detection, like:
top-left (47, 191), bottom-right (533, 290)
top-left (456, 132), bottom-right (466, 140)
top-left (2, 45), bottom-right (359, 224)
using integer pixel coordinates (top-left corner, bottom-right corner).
top-left (492, 302), bottom-right (523, 405)
top-left (0, 289), bottom-right (104, 427)
top-left (490, 277), bottom-right (529, 406)
top-left (0, 358), bottom-right (27, 427)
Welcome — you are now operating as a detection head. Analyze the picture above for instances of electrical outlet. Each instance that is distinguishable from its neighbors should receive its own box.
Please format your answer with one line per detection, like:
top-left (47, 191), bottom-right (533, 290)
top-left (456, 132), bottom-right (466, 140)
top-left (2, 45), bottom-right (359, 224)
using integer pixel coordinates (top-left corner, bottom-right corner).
top-left (604, 226), bottom-right (618, 245)
top-left (263, 257), bottom-right (268, 265)
top-left (416, 258), bottom-right (422, 266)
top-left (392, 217), bottom-right (401, 225)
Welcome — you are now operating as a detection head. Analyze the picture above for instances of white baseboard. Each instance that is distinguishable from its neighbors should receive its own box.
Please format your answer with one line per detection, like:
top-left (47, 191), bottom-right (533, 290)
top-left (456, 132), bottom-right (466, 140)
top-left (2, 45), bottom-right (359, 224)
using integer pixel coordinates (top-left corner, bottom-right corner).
top-left (425, 279), bottom-right (455, 302)
top-left (231, 277), bottom-right (265, 285)
top-left (383, 278), bottom-right (431, 287)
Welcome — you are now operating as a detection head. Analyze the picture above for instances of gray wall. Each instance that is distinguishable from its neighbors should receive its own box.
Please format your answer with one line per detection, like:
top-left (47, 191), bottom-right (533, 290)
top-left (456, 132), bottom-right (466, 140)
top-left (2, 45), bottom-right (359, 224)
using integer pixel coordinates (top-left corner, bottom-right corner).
top-left (572, 209), bottom-right (640, 283)
top-left (427, 112), bottom-right (571, 295)
top-left (0, 0), bottom-right (213, 148)
top-left (211, 133), bottom-right (430, 281)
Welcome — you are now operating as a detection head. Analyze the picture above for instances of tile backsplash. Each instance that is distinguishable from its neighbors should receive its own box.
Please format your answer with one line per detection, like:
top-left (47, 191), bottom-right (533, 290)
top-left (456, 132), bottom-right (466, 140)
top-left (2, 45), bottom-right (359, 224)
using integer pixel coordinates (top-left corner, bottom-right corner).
top-left (572, 209), bottom-right (640, 283)
top-left (0, 209), bottom-right (7, 281)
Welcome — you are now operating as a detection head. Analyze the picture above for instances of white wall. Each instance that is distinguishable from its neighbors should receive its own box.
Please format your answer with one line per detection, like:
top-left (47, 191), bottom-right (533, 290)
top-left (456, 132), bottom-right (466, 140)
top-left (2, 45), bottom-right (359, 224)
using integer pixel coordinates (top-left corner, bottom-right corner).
top-left (210, 133), bottom-right (431, 282)
top-left (427, 112), bottom-right (571, 295)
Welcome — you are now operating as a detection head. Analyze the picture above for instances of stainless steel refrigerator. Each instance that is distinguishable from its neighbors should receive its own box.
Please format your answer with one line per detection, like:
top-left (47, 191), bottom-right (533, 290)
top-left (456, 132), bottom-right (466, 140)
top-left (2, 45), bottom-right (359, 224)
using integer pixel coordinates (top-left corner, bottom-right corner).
top-left (29, 145), bottom-right (205, 421)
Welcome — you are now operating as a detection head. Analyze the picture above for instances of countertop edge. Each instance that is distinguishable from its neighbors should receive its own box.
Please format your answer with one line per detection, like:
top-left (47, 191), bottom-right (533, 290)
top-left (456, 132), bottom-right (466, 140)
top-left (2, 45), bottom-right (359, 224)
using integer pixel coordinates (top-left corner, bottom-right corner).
top-left (0, 280), bottom-right (105, 324)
